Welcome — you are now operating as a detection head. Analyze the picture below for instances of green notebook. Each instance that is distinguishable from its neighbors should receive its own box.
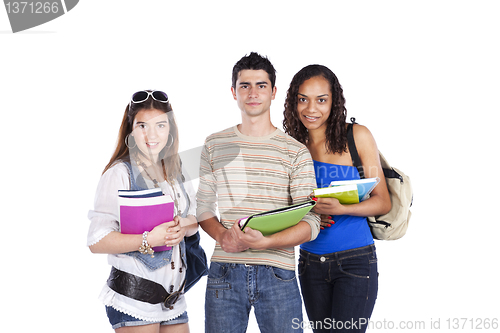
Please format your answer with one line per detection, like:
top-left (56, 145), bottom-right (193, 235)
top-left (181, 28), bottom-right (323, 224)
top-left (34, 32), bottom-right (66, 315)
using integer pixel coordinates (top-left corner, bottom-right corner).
top-left (313, 184), bottom-right (359, 204)
top-left (238, 200), bottom-right (316, 236)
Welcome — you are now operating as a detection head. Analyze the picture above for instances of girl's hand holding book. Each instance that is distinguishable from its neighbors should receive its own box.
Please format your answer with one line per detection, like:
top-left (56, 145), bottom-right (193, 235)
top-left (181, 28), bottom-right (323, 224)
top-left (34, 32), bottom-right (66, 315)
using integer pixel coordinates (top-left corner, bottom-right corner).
top-left (149, 220), bottom-right (179, 247)
top-left (312, 196), bottom-right (347, 216)
top-left (165, 216), bottom-right (187, 247)
top-left (148, 215), bottom-right (199, 248)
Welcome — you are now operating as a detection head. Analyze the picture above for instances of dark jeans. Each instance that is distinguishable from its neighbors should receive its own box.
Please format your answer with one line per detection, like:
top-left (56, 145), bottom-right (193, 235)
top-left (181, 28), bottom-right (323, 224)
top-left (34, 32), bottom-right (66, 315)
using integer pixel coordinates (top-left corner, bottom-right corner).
top-left (298, 244), bottom-right (378, 333)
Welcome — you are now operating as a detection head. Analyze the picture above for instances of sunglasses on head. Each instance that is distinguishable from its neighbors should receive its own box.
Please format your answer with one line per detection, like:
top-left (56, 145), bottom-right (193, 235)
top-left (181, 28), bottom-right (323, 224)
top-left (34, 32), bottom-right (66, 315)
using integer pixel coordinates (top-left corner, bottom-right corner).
top-left (131, 90), bottom-right (169, 104)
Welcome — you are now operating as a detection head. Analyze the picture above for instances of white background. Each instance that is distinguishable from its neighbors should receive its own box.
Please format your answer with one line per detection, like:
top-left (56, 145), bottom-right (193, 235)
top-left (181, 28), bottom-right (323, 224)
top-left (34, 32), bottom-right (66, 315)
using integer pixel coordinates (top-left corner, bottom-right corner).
top-left (1, 1), bottom-right (499, 332)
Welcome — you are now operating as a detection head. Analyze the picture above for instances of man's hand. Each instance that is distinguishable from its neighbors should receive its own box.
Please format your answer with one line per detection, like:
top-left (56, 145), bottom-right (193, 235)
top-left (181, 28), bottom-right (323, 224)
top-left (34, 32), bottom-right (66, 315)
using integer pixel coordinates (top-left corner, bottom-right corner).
top-left (232, 224), bottom-right (269, 251)
top-left (219, 222), bottom-right (250, 253)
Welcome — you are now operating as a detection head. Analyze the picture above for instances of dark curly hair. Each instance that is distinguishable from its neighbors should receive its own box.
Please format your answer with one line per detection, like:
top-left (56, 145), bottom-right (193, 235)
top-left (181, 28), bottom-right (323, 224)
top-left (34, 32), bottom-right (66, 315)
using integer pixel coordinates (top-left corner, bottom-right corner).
top-left (283, 65), bottom-right (348, 154)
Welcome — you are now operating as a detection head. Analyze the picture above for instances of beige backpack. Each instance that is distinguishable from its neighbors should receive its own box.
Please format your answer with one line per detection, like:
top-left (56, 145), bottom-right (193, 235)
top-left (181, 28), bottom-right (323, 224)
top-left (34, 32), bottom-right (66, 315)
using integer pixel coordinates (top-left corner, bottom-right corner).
top-left (347, 119), bottom-right (413, 240)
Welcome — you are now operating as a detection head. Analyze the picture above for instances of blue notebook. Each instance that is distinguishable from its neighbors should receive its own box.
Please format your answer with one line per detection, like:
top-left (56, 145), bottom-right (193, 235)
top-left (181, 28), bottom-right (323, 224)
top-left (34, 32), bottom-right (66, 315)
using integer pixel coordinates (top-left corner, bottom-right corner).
top-left (329, 177), bottom-right (380, 202)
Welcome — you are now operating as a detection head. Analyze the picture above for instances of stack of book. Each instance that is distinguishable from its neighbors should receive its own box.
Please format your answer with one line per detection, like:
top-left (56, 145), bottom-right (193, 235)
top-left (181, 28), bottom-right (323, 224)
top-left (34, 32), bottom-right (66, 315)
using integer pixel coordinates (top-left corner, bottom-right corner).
top-left (118, 188), bottom-right (173, 251)
top-left (313, 177), bottom-right (380, 204)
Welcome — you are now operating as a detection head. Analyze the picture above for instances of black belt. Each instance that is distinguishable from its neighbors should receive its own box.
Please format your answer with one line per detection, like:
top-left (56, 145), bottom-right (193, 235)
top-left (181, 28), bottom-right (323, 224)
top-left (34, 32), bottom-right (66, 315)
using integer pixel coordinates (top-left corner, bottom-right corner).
top-left (107, 267), bottom-right (186, 309)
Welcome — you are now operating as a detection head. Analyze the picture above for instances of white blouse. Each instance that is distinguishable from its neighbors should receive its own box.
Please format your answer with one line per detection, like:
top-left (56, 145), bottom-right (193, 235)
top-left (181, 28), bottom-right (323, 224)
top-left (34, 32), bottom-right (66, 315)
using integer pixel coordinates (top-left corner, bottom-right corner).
top-left (87, 162), bottom-right (197, 322)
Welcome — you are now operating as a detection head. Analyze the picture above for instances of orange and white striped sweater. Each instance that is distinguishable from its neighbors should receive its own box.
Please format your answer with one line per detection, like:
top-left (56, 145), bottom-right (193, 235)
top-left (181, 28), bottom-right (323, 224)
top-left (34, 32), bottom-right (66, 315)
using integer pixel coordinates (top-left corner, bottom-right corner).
top-left (196, 126), bottom-right (320, 270)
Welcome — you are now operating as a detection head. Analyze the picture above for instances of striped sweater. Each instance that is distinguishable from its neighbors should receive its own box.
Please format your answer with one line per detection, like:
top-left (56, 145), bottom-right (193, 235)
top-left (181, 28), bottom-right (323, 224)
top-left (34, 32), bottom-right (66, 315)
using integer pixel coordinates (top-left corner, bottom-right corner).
top-left (196, 126), bottom-right (320, 270)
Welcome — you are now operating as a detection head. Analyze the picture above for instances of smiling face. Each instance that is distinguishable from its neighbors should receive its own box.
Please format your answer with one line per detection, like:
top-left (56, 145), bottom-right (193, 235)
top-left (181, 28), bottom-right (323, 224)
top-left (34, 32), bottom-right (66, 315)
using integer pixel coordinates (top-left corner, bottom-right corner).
top-left (297, 75), bottom-right (333, 133)
top-left (231, 69), bottom-right (277, 119)
top-left (131, 108), bottom-right (170, 160)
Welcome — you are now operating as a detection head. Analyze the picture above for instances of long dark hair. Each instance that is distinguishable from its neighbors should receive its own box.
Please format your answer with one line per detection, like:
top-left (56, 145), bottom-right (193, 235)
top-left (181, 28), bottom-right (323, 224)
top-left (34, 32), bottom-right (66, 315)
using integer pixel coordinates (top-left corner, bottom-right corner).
top-left (103, 91), bottom-right (182, 181)
top-left (283, 65), bottom-right (348, 154)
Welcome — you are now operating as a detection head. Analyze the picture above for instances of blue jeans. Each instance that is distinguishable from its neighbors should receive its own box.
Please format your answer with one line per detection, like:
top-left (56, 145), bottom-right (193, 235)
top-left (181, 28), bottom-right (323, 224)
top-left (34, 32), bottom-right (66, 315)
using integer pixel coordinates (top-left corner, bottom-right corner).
top-left (205, 262), bottom-right (303, 333)
top-left (298, 245), bottom-right (378, 333)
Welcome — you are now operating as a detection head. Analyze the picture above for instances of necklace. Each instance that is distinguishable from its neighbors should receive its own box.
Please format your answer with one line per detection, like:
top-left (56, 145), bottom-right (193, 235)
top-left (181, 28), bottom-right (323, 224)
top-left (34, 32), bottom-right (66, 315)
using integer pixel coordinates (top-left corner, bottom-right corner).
top-left (133, 154), bottom-right (161, 187)
top-left (142, 168), bottom-right (159, 187)
top-left (166, 178), bottom-right (182, 216)
top-left (133, 153), bottom-right (181, 216)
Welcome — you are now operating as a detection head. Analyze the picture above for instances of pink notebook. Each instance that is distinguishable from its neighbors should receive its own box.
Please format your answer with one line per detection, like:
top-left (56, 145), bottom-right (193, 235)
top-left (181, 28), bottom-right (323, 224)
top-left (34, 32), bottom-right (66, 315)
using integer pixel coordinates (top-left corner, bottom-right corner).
top-left (118, 194), bottom-right (174, 251)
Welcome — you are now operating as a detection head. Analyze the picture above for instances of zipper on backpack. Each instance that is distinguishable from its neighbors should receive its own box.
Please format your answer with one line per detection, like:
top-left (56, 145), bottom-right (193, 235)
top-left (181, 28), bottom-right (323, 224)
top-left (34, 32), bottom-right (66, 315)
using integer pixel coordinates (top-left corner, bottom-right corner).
top-left (370, 221), bottom-right (391, 228)
top-left (383, 168), bottom-right (403, 183)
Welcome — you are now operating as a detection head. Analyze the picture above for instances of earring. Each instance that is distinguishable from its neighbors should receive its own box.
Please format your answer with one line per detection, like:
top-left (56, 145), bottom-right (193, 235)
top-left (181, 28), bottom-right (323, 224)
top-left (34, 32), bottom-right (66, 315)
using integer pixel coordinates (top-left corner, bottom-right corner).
top-left (125, 133), bottom-right (137, 149)
top-left (165, 134), bottom-right (174, 148)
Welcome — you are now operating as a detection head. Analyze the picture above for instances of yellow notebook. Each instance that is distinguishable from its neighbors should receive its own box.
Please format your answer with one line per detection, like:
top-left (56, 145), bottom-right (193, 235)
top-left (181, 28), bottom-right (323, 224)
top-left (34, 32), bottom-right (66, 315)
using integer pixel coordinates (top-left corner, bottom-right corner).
top-left (238, 200), bottom-right (316, 236)
top-left (313, 184), bottom-right (359, 204)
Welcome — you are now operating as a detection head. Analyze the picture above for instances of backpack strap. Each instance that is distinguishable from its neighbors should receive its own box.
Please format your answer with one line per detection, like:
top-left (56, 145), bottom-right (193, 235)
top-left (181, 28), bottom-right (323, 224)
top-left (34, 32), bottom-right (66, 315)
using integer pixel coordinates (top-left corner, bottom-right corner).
top-left (347, 117), bottom-right (365, 179)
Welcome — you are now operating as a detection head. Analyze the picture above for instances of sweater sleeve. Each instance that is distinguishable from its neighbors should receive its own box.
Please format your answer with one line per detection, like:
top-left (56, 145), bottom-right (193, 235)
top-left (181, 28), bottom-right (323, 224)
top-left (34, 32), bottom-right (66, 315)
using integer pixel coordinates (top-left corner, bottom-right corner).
top-left (196, 140), bottom-right (218, 221)
top-left (290, 146), bottom-right (321, 241)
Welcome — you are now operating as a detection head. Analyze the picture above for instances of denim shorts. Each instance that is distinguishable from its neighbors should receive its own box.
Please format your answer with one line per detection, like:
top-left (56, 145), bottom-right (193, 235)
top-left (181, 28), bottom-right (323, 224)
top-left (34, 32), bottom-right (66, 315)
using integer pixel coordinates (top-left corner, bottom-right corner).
top-left (105, 306), bottom-right (189, 330)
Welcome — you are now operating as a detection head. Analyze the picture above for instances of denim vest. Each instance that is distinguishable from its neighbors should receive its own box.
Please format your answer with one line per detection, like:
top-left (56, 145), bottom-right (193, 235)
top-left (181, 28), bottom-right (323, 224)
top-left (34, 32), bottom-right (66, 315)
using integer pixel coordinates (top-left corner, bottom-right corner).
top-left (123, 161), bottom-right (188, 271)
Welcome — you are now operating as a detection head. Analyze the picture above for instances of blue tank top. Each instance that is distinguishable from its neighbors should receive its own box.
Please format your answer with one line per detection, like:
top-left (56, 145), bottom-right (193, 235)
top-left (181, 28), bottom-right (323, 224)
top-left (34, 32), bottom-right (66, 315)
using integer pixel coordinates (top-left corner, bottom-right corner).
top-left (301, 160), bottom-right (374, 255)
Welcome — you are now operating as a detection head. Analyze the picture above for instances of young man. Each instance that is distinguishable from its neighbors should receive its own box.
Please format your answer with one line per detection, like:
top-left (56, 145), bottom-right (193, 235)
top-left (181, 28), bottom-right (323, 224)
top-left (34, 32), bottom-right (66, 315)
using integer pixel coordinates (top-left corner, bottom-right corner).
top-left (197, 52), bottom-right (320, 333)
